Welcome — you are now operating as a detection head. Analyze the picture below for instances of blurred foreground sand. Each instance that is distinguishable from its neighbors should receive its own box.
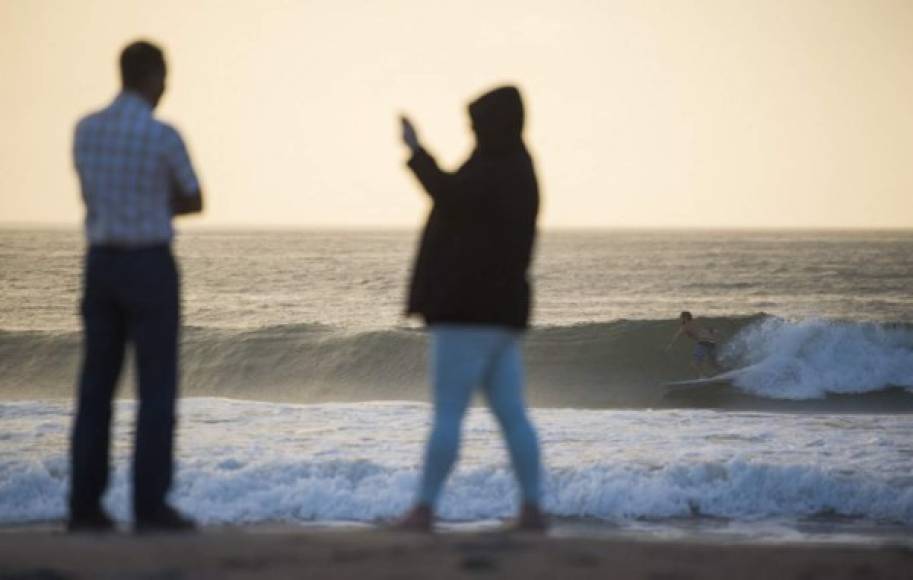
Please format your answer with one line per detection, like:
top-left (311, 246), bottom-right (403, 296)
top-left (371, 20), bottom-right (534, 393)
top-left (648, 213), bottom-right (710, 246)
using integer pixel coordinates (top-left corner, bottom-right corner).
top-left (0, 528), bottom-right (911, 580)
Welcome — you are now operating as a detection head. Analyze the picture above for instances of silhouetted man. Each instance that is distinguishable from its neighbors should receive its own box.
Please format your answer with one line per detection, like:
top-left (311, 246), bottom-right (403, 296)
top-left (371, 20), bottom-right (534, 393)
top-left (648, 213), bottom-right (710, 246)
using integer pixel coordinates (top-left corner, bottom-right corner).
top-left (69, 40), bottom-right (202, 533)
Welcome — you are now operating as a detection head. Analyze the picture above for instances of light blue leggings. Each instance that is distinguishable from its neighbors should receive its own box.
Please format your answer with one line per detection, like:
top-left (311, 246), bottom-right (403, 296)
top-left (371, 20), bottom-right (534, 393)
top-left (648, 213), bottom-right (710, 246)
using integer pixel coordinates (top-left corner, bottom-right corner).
top-left (417, 325), bottom-right (543, 507)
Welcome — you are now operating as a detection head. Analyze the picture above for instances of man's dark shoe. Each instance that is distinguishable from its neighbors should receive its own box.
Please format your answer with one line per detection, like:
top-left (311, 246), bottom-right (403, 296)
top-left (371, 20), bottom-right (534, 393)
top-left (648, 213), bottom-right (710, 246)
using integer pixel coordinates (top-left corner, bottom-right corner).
top-left (67, 508), bottom-right (116, 533)
top-left (134, 505), bottom-right (197, 534)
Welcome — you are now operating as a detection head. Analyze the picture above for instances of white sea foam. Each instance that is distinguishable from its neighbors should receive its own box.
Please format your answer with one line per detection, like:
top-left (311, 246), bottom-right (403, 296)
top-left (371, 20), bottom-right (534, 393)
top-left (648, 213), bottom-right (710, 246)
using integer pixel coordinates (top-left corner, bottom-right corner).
top-left (724, 317), bottom-right (913, 399)
top-left (1, 398), bottom-right (911, 527)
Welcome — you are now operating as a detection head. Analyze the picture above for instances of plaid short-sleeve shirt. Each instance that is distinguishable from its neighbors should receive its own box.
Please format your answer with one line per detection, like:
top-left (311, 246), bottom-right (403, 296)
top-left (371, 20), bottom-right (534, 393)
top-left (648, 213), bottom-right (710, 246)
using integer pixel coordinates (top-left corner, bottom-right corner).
top-left (74, 91), bottom-right (200, 246)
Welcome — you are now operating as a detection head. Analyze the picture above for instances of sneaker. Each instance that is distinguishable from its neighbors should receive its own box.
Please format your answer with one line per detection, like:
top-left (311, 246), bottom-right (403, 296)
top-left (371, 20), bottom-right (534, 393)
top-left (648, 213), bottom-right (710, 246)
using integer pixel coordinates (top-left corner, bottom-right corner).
top-left (67, 508), bottom-right (115, 533)
top-left (134, 504), bottom-right (197, 534)
top-left (512, 503), bottom-right (548, 533)
top-left (391, 504), bottom-right (433, 533)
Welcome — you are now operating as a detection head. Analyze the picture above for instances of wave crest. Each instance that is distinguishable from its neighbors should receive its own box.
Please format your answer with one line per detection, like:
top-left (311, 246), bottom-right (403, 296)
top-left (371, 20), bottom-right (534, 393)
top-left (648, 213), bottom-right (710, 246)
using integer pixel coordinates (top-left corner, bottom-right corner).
top-left (724, 318), bottom-right (913, 399)
top-left (2, 315), bottom-right (912, 409)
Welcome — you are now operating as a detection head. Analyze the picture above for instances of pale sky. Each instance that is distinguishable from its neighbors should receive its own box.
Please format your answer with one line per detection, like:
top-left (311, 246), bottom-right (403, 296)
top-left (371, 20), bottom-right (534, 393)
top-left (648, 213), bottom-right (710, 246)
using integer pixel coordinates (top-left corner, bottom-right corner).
top-left (2, 0), bottom-right (912, 229)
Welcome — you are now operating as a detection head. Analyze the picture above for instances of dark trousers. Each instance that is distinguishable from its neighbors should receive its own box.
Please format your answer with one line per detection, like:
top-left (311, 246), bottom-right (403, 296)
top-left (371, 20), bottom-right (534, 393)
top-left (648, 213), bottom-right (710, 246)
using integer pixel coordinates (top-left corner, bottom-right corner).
top-left (70, 245), bottom-right (180, 519)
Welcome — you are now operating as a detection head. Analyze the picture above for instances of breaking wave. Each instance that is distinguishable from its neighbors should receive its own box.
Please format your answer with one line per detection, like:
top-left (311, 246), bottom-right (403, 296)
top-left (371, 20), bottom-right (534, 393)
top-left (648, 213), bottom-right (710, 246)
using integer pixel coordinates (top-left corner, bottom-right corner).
top-left (1, 315), bottom-right (912, 410)
top-left (2, 399), bottom-right (911, 526)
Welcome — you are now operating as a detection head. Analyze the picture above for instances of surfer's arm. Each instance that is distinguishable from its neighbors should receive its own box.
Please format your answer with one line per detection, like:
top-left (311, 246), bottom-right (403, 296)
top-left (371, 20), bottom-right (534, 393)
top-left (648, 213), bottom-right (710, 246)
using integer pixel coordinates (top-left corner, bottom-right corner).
top-left (665, 328), bottom-right (682, 351)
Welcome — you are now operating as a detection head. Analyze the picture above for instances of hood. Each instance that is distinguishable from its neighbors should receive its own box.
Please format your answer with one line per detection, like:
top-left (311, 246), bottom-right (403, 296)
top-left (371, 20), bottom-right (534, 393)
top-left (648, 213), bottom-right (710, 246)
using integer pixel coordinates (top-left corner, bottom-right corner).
top-left (468, 85), bottom-right (525, 156)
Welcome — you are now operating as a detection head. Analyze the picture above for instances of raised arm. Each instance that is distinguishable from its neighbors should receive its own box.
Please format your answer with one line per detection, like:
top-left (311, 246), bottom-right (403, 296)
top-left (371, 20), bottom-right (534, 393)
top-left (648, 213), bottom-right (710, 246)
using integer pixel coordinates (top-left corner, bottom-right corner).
top-left (407, 149), bottom-right (456, 200)
top-left (400, 115), bottom-right (457, 200)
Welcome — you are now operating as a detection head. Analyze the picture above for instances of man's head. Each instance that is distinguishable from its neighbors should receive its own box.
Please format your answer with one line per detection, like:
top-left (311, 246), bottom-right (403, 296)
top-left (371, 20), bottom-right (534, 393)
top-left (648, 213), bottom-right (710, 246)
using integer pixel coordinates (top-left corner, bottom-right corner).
top-left (680, 311), bottom-right (693, 323)
top-left (120, 41), bottom-right (166, 108)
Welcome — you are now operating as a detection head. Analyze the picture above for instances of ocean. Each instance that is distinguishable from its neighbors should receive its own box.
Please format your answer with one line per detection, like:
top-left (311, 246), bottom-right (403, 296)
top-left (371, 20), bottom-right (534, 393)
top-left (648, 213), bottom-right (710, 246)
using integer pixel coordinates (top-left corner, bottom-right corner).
top-left (1, 228), bottom-right (912, 542)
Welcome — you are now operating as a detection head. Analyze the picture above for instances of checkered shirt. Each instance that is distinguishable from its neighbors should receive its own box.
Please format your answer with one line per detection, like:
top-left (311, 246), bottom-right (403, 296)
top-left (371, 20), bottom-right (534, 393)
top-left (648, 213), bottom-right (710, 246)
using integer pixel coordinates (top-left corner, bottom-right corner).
top-left (74, 91), bottom-right (200, 246)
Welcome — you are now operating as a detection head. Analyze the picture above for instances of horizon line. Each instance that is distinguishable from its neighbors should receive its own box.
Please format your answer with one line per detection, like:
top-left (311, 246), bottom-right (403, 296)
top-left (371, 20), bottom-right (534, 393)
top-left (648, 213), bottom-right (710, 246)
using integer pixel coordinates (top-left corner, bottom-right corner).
top-left (1, 221), bottom-right (912, 233)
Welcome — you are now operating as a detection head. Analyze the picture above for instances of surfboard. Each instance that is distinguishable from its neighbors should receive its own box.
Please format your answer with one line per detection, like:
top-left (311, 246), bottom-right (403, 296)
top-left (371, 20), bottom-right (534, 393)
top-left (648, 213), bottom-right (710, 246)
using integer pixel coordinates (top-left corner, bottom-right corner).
top-left (663, 376), bottom-right (732, 390)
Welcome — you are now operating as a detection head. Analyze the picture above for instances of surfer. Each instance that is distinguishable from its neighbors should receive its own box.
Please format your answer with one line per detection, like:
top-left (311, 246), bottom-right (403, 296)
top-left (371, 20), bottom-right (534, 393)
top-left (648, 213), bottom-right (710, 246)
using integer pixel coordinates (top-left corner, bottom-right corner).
top-left (665, 311), bottom-right (721, 377)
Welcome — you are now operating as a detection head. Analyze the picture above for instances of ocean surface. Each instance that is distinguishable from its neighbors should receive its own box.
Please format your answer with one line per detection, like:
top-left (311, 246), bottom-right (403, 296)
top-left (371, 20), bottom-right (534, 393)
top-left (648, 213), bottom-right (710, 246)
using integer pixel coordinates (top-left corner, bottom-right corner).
top-left (1, 228), bottom-right (912, 542)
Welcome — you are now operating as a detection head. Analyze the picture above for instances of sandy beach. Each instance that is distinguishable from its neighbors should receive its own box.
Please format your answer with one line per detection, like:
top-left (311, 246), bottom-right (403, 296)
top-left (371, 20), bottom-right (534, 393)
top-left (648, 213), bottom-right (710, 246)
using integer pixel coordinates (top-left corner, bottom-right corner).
top-left (0, 527), bottom-right (911, 580)
top-left (6, 0), bottom-right (913, 574)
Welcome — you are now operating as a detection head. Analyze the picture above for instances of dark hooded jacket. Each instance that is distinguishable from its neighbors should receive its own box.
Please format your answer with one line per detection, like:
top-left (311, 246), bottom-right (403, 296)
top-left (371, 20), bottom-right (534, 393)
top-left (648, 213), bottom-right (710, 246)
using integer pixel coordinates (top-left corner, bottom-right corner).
top-left (405, 86), bottom-right (539, 329)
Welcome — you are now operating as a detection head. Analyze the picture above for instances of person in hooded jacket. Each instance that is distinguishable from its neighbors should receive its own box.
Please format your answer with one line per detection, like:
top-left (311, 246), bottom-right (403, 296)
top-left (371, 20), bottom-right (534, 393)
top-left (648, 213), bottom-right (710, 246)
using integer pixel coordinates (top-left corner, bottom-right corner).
top-left (396, 85), bottom-right (546, 532)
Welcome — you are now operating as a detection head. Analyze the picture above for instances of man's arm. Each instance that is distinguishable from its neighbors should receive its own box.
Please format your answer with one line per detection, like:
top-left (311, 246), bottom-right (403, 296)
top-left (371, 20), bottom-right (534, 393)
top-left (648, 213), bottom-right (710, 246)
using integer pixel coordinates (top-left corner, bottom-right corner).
top-left (163, 125), bottom-right (203, 216)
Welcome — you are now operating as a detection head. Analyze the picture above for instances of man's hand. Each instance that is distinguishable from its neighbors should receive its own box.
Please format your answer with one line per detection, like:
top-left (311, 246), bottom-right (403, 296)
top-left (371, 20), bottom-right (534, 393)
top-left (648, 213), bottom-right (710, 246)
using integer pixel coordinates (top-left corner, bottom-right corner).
top-left (171, 189), bottom-right (203, 216)
top-left (400, 115), bottom-right (420, 152)
top-left (170, 175), bottom-right (203, 216)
